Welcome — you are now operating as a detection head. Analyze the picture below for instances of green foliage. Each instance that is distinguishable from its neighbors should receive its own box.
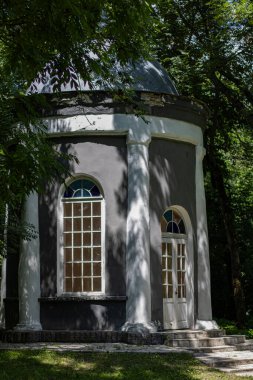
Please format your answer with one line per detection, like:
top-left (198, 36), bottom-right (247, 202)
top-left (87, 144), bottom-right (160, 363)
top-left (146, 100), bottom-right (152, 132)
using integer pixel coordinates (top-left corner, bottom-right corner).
top-left (0, 76), bottom-right (76, 255)
top-left (217, 318), bottom-right (253, 339)
top-left (0, 0), bottom-right (152, 87)
top-left (153, 0), bottom-right (253, 322)
top-left (0, 1), bottom-right (154, 256)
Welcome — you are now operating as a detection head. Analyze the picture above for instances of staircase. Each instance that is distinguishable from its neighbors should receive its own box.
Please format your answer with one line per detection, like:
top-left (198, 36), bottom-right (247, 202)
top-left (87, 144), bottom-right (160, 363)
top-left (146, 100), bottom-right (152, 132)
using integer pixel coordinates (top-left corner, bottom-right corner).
top-left (164, 329), bottom-right (253, 376)
top-left (2, 328), bottom-right (253, 375)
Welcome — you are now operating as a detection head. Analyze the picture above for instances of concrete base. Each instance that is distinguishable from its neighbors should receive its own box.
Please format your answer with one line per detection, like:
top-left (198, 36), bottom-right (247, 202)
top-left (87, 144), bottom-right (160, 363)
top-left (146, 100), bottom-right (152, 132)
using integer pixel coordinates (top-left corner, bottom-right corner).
top-left (195, 320), bottom-right (219, 331)
top-left (14, 322), bottom-right (42, 331)
top-left (121, 322), bottom-right (157, 334)
top-left (0, 329), bottom-right (164, 345)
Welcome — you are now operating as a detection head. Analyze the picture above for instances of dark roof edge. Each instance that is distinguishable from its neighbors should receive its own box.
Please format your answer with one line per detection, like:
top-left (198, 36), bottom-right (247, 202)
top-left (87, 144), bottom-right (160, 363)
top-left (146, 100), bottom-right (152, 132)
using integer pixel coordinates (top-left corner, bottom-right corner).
top-left (30, 90), bottom-right (209, 129)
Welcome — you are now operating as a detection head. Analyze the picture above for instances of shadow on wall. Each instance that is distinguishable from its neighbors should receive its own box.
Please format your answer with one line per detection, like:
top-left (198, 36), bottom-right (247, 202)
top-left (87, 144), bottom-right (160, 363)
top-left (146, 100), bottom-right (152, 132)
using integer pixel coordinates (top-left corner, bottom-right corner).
top-left (40, 299), bottom-right (125, 330)
top-left (39, 142), bottom-right (74, 298)
top-left (107, 145), bottom-right (127, 296)
top-left (34, 113), bottom-right (200, 330)
top-left (106, 227), bottom-right (126, 296)
top-left (149, 140), bottom-right (197, 323)
top-left (39, 134), bottom-right (128, 329)
top-left (149, 153), bottom-right (174, 323)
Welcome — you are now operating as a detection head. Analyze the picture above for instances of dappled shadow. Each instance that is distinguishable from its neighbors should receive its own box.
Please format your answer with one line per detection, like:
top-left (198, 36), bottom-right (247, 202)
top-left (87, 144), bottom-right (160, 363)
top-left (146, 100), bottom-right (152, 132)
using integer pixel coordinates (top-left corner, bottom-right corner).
top-left (149, 139), bottom-right (197, 324)
top-left (0, 350), bottom-right (227, 380)
top-left (39, 142), bottom-right (74, 298)
top-left (124, 142), bottom-right (151, 323)
top-left (105, 227), bottom-right (126, 296)
top-left (12, 103), bottom-right (208, 332)
top-left (39, 135), bottom-right (127, 330)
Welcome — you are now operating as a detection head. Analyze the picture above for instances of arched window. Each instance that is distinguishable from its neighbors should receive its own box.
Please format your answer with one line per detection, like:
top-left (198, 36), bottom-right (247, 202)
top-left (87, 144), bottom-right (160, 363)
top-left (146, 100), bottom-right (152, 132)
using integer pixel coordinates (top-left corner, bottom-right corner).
top-left (161, 209), bottom-right (186, 234)
top-left (61, 177), bottom-right (104, 294)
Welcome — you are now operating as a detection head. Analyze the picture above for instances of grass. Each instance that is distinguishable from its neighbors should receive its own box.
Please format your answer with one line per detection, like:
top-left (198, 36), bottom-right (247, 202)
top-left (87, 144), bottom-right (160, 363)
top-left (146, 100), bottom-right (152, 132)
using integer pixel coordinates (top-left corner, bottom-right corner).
top-left (0, 350), bottom-right (251, 380)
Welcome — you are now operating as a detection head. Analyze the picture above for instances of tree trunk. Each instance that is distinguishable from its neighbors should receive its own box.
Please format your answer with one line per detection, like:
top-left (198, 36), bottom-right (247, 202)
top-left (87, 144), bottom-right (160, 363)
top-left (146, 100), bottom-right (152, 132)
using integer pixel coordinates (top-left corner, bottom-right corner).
top-left (206, 151), bottom-right (246, 327)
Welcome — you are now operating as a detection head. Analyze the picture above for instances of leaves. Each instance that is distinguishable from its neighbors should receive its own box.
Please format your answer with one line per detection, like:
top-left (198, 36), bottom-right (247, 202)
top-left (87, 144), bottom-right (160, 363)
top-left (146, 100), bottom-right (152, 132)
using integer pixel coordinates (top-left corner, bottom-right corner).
top-left (154, 0), bottom-right (253, 322)
top-left (0, 0), bottom-right (153, 86)
top-left (0, 0), bottom-right (154, 255)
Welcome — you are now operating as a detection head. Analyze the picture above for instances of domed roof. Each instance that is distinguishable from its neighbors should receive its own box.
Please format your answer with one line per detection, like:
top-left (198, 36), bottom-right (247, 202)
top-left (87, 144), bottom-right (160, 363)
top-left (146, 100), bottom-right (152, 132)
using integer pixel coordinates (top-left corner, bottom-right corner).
top-left (30, 61), bottom-right (178, 95)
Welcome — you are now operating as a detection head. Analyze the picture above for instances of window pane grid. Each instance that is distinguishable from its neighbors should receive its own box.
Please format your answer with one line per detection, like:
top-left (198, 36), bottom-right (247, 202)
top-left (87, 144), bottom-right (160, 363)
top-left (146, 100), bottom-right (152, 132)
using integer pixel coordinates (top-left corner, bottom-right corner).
top-left (71, 203), bottom-right (74, 291)
top-left (161, 210), bottom-right (186, 234)
top-left (176, 243), bottom-right (186, 299)
top-left (91, 201), bottom-right (94, 291)
top-left (63, 200), bottom-right (102, 293)
top-left (81, 198), bottom-right (84, 291)
top-left (162, 241), bottom-right (186, 300)
top-left (162, 243), bottom-right (173, 299)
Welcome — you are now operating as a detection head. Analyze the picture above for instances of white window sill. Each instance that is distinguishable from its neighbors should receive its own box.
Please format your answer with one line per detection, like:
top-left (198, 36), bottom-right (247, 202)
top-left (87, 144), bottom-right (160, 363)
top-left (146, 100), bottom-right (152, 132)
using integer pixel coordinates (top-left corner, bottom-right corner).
top-left (39, 295), bottom-right (127, 302)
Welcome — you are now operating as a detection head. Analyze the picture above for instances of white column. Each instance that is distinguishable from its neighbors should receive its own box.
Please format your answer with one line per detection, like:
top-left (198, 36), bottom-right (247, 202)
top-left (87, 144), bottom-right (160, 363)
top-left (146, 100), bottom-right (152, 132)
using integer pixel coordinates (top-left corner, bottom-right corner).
top-left (195, 145), bottom-right (218, 330)
top-left (15, 192), bottom-right (42, 330)
top-left (122, 132), bottom-right (156, 333)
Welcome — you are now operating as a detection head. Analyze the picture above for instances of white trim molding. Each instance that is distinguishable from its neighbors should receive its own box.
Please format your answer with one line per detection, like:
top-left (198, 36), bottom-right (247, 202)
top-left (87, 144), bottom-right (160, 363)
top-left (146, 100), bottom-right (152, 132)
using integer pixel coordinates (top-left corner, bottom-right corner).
top-left (57, 174), bottom-right (105, 297)
top-left (44, 113), bottom-right (203, 147)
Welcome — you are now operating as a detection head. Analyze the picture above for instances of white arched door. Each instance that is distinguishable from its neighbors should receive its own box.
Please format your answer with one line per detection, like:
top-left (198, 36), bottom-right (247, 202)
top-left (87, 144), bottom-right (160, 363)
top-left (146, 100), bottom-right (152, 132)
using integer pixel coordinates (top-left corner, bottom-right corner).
top-left (161, 209), bottom-right (191, 329)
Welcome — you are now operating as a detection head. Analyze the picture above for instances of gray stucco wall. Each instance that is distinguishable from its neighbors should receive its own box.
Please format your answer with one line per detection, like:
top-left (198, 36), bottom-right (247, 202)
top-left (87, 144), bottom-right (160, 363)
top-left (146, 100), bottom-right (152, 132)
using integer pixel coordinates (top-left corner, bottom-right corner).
top-left (5, 134), bottom-right (198, 331)
top-left (149, 138), bottom-right (197, 325)
top-left (39, 136), bottom-right (127, 330)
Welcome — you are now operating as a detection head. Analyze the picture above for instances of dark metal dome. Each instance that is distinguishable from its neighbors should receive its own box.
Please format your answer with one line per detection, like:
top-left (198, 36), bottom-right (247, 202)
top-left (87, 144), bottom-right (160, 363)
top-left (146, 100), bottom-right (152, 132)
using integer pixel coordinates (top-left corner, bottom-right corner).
top-left (30, 61), bottom-right (178, 95)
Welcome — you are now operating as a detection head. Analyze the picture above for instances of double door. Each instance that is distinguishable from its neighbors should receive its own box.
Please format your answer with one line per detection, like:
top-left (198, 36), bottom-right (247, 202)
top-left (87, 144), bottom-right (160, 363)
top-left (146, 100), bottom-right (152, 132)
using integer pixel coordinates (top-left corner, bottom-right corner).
top-left (162, 238), bottom-right (188, 329)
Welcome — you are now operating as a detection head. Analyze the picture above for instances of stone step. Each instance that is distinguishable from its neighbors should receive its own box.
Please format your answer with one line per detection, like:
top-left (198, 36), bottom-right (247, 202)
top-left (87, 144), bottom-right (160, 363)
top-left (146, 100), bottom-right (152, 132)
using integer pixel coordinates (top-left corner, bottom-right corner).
top-left (194, 349), bottom-right (253, 375)
top-left (236, 341), bottom-right (253, 351)
top-left (165, 335), bottom-right (245, 348)
top-left (190, 345), bottom-right (238, 353)
top-left (234, 370), bottom-right (253, 377)
top-left (162, 329), bottom-right (225, 340)
top-left (196, 351), bottom-right (253, 368)
top-left (190, 341), bottom-right (253, 353)
top-left (218, 364), bottom-right (253, 374)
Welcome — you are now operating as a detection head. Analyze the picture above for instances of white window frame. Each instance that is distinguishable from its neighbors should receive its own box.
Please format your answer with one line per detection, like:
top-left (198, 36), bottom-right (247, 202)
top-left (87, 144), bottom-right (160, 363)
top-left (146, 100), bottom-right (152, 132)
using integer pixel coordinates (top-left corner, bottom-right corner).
top-left (161, 205), bottom-right (195, 329)
top-left (57, 175), bottom-right (105, 296)
top-left (161, 236), bottom-right (187, 300)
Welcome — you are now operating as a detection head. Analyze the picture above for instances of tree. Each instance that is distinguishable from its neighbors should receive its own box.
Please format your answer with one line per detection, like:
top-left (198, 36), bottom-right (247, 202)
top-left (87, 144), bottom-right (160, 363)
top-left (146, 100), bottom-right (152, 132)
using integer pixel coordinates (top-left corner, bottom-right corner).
top-left (153, 0), bottom-right (253, 326)
top-left (0, 0), bottom-right (153, 255)
top-left (0, 0), bottom-right (152, 87)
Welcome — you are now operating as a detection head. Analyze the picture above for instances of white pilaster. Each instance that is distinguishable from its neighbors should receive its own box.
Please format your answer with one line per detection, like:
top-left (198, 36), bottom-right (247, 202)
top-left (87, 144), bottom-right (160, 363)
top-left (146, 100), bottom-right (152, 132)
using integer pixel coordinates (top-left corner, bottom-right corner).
top-left (122, 130), bottom-right (156, 333)
top-left (195, 145), bottom-right (217, 330)
top-left (15, 192), bottom-right (42, 330)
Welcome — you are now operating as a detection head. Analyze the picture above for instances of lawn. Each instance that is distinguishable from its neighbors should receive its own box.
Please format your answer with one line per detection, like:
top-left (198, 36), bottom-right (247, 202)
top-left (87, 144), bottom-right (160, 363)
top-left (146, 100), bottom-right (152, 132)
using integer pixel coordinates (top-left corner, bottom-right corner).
top-left (0, 350), bottom-right (251, 380)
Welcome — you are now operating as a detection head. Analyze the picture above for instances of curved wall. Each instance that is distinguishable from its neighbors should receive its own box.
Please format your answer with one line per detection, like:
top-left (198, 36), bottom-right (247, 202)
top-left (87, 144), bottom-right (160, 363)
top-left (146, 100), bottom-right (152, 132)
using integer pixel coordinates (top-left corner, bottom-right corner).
top-left (39, 136), bottom-right (127, 330)
top-left (6, 91), bottom-right (212, 331)
top-left (149, 138), bottom-right (197, 323)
